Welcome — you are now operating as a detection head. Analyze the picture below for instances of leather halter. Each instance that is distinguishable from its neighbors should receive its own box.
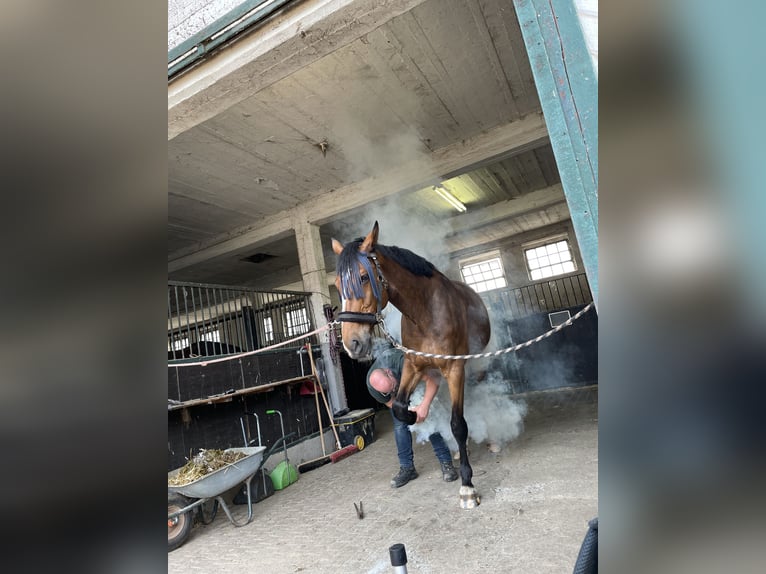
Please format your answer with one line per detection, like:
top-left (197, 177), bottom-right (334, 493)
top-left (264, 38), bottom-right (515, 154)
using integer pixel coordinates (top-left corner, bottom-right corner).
top-left (336, 253), bottom-right (388, 324)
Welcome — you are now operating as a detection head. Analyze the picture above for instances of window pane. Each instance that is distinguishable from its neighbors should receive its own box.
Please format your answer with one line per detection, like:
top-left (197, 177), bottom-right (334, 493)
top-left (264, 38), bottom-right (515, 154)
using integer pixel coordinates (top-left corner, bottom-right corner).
top-left (525, 239), bottom-right (576, 280)
top-left (461, 256), bottom-right (506, 293)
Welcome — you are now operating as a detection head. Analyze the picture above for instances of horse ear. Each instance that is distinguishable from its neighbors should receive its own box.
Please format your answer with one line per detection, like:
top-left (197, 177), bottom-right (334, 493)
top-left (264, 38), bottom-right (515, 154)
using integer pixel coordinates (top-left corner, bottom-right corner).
top-left (331, 238), bottom-right (344, 255)
top-left (359, 221), bottom-right (379, 253)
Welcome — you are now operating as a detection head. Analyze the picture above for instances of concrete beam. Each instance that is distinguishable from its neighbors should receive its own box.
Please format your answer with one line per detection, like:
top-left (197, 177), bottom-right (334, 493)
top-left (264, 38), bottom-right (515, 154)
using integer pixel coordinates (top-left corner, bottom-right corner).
top-left (307, 113), bottom-right (549, 226)
top-left (169, 0), bottom-right (431, 140)
top-left (446, 183), bottom-right (564, 235)
top-left (168, 113), bottom-right (548, 272)
top-left (445, 202), bottom-right (571, 252)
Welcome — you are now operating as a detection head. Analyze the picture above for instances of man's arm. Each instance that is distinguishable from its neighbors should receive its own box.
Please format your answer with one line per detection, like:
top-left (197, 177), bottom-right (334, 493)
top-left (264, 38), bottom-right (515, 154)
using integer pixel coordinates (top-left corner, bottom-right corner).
top-left (410, 372), bottom-right (440, 423)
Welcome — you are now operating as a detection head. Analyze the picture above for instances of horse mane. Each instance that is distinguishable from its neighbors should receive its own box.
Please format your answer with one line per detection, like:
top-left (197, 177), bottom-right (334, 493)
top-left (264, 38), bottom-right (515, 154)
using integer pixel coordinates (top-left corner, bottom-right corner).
top-left (376, 244), bottom-right (435, 277)
top-left (337, 238), bottom-right (435, 300)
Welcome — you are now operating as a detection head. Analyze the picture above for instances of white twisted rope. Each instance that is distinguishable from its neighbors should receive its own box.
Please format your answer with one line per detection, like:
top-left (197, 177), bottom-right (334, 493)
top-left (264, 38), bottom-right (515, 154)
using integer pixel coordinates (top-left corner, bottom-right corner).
top-left (169, 321), bottom-right (339, 368)
top-left (377, 302), bottom-right (595, 360)
top-left (169, 301), bottom-right (594, 367)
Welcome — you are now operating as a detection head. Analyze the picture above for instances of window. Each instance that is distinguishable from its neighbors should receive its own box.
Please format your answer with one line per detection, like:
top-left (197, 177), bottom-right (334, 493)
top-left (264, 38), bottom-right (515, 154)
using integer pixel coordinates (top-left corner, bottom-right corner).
top-left (169, 336), bottom-right (188, 351)
top-left (285, 308), bottom-right (309, 337)
top-left (199, 326), bottom-right (220, 342)
top-left (524, 238), bottom-right (576, 280)
top-left (263, 316), bottom-right (274, 342)
top-left (460, 254), bottom-right (508, 293)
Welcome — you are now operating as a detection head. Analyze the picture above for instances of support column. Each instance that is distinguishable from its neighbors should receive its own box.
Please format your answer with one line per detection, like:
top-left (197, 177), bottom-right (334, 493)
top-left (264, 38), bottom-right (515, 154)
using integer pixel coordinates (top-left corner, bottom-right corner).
top-left (293, 211), bottom-right (348, 415)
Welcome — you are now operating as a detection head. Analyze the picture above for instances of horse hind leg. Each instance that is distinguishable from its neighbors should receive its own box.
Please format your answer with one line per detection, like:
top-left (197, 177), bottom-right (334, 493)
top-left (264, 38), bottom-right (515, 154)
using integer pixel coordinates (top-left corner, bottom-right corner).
top-left (451, 406), bottom-right (480, 509)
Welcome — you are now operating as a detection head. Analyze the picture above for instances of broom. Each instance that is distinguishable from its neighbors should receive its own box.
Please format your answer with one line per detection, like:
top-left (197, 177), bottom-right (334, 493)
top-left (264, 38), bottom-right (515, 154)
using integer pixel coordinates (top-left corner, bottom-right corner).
top-left (308, 345), bottom-right (359, 462)
top-left (296, 345), bottom-right (358, 472)
top-left (296, 374), bottom-right (332, 473)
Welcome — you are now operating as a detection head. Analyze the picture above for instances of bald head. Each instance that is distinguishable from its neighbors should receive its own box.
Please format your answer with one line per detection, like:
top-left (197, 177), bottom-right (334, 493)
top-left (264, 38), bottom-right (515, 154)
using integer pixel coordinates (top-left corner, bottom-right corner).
top-left (369, 368), bottom-right (396, 395)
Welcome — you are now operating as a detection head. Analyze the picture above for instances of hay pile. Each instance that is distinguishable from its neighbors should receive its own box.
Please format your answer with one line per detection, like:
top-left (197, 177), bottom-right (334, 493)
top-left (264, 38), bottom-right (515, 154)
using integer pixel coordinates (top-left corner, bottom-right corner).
top-left (168, 449), bottom-right (247, 486)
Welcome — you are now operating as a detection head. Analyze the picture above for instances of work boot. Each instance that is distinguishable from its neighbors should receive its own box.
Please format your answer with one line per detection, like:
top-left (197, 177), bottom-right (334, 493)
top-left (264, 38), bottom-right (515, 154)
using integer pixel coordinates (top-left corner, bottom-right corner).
top-left (440, 461), bottom-right (458, 482)
top-left (390, 467), bottom-right (418, 488)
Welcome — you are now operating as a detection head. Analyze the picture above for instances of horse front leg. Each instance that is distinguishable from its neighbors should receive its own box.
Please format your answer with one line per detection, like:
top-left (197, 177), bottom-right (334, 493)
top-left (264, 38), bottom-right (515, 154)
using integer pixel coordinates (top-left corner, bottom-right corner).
top-left (446, 363), bottom-right (479, 509)
top-left (452, 405), bottom-right (479, 508)
top-left (392, 399), bottom-right (416, 425)
top-left (391, 361), bottom-right (420, 425)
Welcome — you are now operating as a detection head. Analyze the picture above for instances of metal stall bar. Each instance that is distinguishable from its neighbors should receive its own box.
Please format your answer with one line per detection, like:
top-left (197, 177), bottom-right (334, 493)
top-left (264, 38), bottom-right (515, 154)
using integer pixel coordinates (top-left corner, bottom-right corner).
top-left (187, 287), bottom-right (201, 355)
top-left (181, 285), bottom-right (192, 355)
top-left (168, 289), bottom-right (177, 359)
top-left (204, 286), bottom-right (215, 348)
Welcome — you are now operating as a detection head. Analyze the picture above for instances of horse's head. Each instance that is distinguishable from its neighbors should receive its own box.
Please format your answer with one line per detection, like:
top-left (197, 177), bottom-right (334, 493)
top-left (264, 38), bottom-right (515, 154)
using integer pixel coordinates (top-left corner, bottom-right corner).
top-left (332, 221), bottom-right (389, 359)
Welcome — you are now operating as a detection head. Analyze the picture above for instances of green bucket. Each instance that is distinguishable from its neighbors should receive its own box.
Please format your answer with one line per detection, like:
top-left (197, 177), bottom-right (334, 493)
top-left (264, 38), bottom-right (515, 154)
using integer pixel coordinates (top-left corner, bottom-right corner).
top-left (269, 460), bottom-right (298, 490)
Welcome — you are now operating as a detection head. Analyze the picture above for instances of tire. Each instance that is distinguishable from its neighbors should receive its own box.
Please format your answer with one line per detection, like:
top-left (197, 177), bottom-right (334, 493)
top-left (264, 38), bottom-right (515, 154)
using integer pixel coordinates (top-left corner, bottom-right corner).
top-left (168, 493), bottom-right (193, 552)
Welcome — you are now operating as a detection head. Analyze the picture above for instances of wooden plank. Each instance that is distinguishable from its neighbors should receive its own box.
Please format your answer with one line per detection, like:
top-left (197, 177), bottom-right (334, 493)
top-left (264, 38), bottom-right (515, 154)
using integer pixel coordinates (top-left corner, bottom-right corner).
top-left (168, 374), bottom-right (316, 411)
top-left (477, 0), bottom-right (536, 112)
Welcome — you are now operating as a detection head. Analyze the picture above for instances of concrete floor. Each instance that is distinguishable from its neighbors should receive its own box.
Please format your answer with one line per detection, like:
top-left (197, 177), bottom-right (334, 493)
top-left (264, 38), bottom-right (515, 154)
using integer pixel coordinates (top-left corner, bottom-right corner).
top-left (168, 387), bottom-right (598, 573)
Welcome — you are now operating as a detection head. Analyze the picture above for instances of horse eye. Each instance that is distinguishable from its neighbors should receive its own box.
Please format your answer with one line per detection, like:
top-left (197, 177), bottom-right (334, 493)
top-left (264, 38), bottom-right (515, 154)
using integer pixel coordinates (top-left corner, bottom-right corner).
top-left (360, 274), bottom-right (370, 284)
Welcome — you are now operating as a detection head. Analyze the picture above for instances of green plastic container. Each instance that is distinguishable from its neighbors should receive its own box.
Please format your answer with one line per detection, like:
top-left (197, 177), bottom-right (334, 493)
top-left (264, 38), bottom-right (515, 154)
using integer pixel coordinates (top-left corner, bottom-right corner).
top-left (269, 460), bottom-right (298, 490)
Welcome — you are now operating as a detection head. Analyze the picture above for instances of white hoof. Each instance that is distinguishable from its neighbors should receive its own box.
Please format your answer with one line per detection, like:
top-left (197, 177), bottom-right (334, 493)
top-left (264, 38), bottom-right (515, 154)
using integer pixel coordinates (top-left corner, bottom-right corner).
top-left (459, 486), bottom-right (481, 509)
top-left (487, 442), bottom-right (501, 453)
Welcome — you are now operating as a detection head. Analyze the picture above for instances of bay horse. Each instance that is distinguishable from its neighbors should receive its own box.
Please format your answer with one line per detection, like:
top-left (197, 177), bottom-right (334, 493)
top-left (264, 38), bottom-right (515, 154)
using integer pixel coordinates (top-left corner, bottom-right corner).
top-left (332, 221), bottom-right (491, 508)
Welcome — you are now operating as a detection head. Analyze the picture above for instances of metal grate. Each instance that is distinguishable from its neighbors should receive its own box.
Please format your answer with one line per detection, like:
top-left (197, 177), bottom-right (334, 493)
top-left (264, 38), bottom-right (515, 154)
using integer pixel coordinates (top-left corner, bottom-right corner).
top-left (168, 281), bottom-right (316, 361)
top-left (480, 273), bottom-right (593, 320)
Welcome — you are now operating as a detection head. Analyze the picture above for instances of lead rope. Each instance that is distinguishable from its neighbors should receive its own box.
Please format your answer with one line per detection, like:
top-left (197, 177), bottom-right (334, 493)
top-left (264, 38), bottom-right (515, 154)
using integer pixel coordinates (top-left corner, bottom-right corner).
top-left (377, 302), bottom-right (595, 360)
top-left (170, 320), bottom-right (340, 368)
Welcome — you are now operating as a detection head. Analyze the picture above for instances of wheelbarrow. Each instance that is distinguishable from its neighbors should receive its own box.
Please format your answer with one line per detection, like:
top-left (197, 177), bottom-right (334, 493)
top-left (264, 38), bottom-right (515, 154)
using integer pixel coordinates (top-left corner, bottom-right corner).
top-left (167, 434), bottom-right (294, 551)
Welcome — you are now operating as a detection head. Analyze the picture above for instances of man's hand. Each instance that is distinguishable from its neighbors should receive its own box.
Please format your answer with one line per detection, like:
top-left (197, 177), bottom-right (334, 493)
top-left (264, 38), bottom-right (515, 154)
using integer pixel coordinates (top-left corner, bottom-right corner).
top-left (410, 402), bottom-right (430, 424)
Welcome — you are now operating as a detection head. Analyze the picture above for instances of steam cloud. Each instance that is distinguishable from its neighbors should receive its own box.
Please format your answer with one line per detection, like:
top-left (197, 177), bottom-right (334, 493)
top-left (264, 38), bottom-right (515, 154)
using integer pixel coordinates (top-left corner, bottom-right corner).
top-left (408, 372), bottom-right (527, 452)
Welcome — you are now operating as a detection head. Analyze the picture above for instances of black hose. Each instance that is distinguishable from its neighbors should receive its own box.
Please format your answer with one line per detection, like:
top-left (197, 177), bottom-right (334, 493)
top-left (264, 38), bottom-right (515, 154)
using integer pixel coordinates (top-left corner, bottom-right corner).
top-left (572, 517), bottom-right (598, 574)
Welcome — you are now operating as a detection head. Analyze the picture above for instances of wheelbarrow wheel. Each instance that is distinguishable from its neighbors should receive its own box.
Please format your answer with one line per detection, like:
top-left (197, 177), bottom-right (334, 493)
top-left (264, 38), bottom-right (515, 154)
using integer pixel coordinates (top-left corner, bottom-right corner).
top-left (168, 493), bottom-right (193, 552)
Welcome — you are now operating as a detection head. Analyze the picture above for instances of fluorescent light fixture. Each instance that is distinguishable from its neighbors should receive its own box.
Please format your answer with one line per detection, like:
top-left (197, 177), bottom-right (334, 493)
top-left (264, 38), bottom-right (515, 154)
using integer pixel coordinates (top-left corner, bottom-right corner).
top-left (433, 186), bottom-right (467, 212)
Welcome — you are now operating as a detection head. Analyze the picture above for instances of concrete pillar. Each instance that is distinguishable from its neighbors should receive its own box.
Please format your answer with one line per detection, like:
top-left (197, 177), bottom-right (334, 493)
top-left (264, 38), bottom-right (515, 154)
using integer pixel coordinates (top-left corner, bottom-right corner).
top-left (293, 211), bottom-right (348, 415)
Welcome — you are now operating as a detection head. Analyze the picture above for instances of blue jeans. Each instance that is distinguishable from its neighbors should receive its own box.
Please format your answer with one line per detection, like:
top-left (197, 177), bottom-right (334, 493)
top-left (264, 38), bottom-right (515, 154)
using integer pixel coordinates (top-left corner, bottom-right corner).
top-left (391, 408), bottom-right (452, 468)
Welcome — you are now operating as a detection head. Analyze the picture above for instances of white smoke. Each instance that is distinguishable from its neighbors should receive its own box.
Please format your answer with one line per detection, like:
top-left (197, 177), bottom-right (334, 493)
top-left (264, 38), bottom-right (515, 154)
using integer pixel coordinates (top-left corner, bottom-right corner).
top-left (407, 372), bottom-right (527, 452)
top-left (380, 305), bottom-right (402, 343)
top-left (327, 102), bottom-right (448, 269)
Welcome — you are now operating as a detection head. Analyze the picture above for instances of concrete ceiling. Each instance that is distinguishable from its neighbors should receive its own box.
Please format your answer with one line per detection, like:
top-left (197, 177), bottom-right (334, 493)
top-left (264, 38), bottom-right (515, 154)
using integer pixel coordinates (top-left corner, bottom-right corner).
top-left (168, 0), bottom-right (569, 290)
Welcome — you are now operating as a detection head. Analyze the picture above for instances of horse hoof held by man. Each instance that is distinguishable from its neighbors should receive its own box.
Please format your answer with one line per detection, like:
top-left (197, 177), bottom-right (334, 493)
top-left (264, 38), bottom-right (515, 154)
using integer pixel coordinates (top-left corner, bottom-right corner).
top-left (365, 345), bottom-right (460, 490)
